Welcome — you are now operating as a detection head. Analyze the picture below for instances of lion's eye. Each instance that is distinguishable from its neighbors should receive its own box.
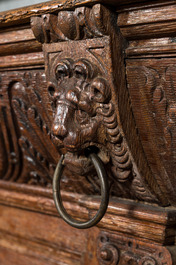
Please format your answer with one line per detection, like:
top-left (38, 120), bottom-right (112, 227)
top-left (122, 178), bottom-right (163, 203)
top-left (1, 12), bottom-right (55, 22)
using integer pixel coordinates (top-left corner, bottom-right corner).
top-left (91, 84), bottom-right (103, 101)
top-left (74, 65), bottom-right (87, 80)
top-left (93, 87), bottom-right (101, 97)
top-left (55, 63), bottom-right (69, 80)
top-left (90, 78), bottom-right (110, 103)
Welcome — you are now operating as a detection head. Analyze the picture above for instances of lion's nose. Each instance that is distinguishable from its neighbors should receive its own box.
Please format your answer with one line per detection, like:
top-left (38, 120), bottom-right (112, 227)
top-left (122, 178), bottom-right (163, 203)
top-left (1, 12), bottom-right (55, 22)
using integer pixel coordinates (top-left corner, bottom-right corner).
top-left (51, 104), bottom-right (69, 138)
top-left (66, 90), bottom-right (79, 105)
top-left (52, 123), bottom-right (67, 138)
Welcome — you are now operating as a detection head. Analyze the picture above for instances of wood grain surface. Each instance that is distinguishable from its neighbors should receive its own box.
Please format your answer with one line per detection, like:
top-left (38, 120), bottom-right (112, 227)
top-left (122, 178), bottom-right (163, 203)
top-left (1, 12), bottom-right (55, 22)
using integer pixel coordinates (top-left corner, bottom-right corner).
top-left (0, 0), bottom-right (176, 264)
top-left (118, 3), bottom-right (176, 39)
top-left (0, 3), bottom-right (164, 206)
top-left (0, 0), bottom-right (168, 28)
top-left (0, 185), bottom-right (175, 264)
top-left (0, 182), bottom-right (175, 245)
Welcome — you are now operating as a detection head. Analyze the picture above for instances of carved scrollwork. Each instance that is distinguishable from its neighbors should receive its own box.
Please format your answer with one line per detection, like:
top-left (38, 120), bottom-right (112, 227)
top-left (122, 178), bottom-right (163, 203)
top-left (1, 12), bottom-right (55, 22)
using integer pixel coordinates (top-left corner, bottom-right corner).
top-left (0, 76), bottom-right (20, 182)
top-left (0, 62), bottom-right (157, 201)
top-left (29, 3), bottom-right (162, 203)
top-left (48, 54), bottom-right (133, 184)
top-left (0, 71), bottom-right (108, 193)
top-left (139, 257), bottom-right (157, 265)
top-left (31, 4), bottom-right (109, 43)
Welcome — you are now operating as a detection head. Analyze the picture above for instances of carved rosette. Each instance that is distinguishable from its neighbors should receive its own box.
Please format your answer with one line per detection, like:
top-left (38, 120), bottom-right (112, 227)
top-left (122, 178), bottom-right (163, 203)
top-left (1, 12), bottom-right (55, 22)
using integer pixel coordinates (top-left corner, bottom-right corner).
top-left (97, 232), bottom-right (174, 265)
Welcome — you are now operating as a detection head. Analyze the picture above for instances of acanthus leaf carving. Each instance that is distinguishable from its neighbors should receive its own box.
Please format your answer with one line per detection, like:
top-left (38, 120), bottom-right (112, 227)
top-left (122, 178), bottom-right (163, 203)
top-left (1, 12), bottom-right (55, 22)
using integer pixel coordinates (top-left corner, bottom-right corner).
top-left (0, 76), bottom-right (21, 182)
top-left (0, 72), bottom-right (58, 186)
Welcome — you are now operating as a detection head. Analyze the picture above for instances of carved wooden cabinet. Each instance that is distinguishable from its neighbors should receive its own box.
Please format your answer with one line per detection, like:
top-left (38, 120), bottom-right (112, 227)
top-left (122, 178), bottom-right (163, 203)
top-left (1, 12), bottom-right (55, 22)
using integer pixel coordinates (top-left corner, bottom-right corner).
top-left (0, 0), bottom-right (176, 264)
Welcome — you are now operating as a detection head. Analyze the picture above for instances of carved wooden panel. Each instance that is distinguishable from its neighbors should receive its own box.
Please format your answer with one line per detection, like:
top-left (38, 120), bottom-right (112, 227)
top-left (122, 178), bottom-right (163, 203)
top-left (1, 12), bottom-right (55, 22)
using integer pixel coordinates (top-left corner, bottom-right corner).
top-left (126, 59), bottom-right (176, 206)
top-left (0, 4), bottom-right (167, 206)
top-left (0, 70), bottom-right (101, 194)
top-left (0, 67), bottom-right (158, 202)
top-left (0, 1), bottom-right (176, 265)
top-left (43, 34), bottom-right (160, 203)
top-left (0, 71), bottom-right (55, 186)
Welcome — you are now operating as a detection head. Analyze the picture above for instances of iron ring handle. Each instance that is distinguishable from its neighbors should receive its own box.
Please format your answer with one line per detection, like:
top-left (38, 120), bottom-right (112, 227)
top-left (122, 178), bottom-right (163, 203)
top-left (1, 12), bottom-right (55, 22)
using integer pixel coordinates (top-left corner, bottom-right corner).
top-left (53, 153), bottom-right (109, 229)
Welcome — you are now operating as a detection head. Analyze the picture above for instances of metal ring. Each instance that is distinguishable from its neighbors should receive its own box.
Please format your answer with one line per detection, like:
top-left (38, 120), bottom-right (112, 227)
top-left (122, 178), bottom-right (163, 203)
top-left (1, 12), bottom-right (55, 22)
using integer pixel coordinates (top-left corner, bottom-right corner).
top-left (53, 153), bottom-right (109, 229)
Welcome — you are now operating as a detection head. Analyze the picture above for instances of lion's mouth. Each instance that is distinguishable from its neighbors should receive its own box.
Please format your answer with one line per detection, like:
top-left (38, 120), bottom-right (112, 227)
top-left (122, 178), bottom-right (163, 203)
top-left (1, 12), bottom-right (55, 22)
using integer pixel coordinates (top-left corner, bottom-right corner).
top-left (51, 133), bottom-right (110, 175)
top-left (61, 145), bottom-right (110, 175)
top-left (63, 152), bottom-right (93, 175)
top-left (52, 133), bottom-right (99, 153)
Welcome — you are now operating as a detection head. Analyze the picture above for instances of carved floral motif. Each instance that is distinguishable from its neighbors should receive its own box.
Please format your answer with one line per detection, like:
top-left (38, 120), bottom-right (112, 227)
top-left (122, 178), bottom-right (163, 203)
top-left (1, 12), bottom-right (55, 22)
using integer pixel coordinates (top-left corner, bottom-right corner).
top-left (0, 72), bottom-right (55, 186)
top-left (0, 76), bottom-right (20, 182)
top-left (97, 232), bottom-right (173, 265)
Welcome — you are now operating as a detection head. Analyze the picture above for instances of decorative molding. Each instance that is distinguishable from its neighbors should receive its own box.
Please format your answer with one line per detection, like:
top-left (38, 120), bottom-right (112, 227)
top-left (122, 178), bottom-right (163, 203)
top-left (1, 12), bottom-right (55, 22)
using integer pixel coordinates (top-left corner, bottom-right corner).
top-left (35, 4), bottom-right (163, 204)
top-left (118, 4), bottom-right (176, 40)
top-left (0, 1), bottom-right (176, 264)
top-left (0, 183), bottom-right (175, 263)
top-left (0, 184), bottom-right (175, 245)
top-left (0, 64), bottom-right (158, 202)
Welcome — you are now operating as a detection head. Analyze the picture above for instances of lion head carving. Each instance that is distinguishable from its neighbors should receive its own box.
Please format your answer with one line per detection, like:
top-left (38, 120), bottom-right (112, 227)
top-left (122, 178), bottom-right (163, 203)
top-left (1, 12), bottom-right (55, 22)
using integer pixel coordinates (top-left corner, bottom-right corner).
top-left (47, 57), bottom-right (114, 173)
top-left (42, 35), bottom-right (159, 203)
top-left (49, 58), bottom-right (110, 150)
top-left (46, 55), bottom-right (133, 181)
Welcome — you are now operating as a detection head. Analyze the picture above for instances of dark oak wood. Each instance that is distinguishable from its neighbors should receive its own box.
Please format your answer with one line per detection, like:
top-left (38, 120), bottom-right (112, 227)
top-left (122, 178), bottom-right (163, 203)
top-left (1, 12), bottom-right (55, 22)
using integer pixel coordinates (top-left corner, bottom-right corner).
top-left (0, 52), bottom-right (44, 70)
top-left (118, 3), bottom-right (176, 39)
top-left (0, 0), bottom-right (176, 264)
top-left (0, 0), bottom-right (155, 27)
top-left (0, 183), bottom-right (175, 264)
top-left (0, 4), bottom-right (162, 204)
